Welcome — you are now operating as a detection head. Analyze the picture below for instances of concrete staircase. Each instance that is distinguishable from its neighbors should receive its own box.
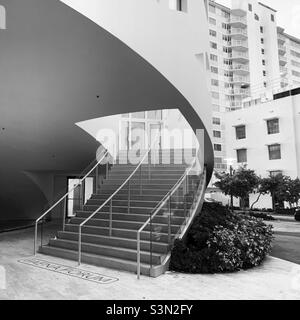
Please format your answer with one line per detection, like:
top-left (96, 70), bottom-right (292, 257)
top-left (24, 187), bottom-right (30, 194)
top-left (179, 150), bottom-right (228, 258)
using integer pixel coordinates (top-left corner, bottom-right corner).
top-left (39, 149), bottom-right (204, 277)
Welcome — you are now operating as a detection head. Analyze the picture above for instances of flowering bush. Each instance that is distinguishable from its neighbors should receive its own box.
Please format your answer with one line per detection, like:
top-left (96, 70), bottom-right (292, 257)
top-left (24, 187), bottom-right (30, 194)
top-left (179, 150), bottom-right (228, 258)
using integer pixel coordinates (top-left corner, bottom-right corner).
top-left (169, 203), bottom-right (274, 274)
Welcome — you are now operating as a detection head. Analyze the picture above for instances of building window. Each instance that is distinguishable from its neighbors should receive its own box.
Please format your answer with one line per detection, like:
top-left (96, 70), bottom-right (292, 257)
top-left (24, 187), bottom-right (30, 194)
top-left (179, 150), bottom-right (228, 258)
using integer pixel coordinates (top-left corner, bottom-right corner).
top-left (262, 59), bottom-right (266, 66)
top-left (267, 118), bottom-right (279, 134)
top-left (210, 54), bottom-right (218, 62)
top-left (237, 149), bottom-right (247, 163)
top-left (209, 29), bottom-right (217, 37)
top-left (292, 70), bottom-right (300, 77)
top-left (169, 0), bottom-right (187, 12)
top-left (209, 4), bottom-right (216, 13)
top-left (268, 144), bottom-right (281, 160)
top-left (213, 117), bottom-right (221, 125)
top-left (209, 17), bottom-right (216, 25)
top-left (214, 144), bottom-right (222, 152)
top-left (248, 4), bottom-right (252, 12)
top-left (211, 79), bottom-right (219, 86)
top-left (263, 70), bottom-right (267, 76)
top-left (262, 48), bottom-right (265, 54)
top-left (260, 26), bottom-right (264, 33)
top-left (269, 170), bottom-right (282, 177)
top-left (255, 14), bottom-right (259, 21)
top-left (235, 125), bottom-right (246, 140)
top-left (291, 50), bottom-right (300, 59)
top-left (211, 66), bottom-right (218, 74)
top-left (261, 38), bottom-right (264, 44)
top-left (211, 92), bottom-right (219, 99)
top-left (212, 104), bottom-right (220, 112)
top-left (210, 42), bottom-right (217, 50)
top-left (213, 130), bottom-right (221, 138)
top-left (264, 81), bottom-right (267, 88)
top-left (271, 14), bottom-right (275, 22)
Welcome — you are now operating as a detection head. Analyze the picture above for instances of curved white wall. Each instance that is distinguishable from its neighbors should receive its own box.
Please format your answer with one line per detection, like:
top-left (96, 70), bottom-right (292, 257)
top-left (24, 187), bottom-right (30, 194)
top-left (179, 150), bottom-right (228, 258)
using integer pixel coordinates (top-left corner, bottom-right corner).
top-left (60, 0), bottom-right (212, 135)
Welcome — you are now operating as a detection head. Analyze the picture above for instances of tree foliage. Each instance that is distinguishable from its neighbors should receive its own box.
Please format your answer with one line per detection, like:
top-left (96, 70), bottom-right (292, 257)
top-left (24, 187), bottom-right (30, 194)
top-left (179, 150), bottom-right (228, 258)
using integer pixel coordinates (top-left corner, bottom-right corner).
top-left (214, 166), bottom-right (259, 208)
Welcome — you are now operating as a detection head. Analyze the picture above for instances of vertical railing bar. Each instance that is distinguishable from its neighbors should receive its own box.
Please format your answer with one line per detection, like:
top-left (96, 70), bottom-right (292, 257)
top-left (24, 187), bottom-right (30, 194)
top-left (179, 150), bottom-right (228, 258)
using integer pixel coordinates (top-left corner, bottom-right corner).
top-left (168, 197), bottom-right (171, 245)
top-left (78, 225), bottom-right (81, 265)
top-left (128, 180), bottom-right (131, 214)
top-left (95, 164), bottom-right (99, 194)
top-left (140, 165), bottom-right (142, 195)
top-left (137, 232), bottom-right (141, 279)
top-left (109, 198), bottom-right (113, 237)
top-left (63, 197), bottom-right (67, 232)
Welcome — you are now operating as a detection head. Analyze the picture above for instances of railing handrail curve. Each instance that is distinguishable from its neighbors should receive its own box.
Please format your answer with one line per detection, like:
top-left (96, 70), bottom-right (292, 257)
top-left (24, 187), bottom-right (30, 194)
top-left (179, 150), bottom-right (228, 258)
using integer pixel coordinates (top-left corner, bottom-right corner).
top-left (77, 133), bottom-right (160, 264)
top-left (137, 157), bottom-right (197, 236)
top-left (33, 151), bottom-right (109, 254)
top-left (78, 134), bottom-right (160, 229)
top-left (35, 151), bottom-right (109, 225)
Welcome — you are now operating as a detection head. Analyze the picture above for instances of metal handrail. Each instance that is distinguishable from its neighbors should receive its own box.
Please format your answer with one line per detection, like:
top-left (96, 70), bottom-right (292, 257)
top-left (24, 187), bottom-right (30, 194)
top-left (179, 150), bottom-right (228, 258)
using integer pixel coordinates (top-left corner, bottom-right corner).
top-left (77, 134), bottom-right (160, 265)
top-left (136, 157), bottom-right (199, 279)
top-left (34, 151), bottom-right (109, 255)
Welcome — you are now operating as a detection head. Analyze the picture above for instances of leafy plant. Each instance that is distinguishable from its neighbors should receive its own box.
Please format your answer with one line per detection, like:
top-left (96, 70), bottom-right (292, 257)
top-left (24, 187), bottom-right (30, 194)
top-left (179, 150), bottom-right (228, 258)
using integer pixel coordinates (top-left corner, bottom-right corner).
top-left (170, 203), bottom-right (274, 274)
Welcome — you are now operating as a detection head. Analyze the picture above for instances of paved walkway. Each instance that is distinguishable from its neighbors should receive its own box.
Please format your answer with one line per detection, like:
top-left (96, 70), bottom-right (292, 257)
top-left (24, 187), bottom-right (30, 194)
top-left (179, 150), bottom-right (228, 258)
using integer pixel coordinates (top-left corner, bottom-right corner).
top-left (1, 227), bottom-right (300, 300)
top-left (268, 216), bottom-right (300, 266)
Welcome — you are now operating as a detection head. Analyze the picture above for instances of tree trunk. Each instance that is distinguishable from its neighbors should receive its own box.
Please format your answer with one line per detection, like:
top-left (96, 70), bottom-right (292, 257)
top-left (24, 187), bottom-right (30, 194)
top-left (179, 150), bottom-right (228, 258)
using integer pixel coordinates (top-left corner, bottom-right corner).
top-left (250, 193), bottom-right (262, 211)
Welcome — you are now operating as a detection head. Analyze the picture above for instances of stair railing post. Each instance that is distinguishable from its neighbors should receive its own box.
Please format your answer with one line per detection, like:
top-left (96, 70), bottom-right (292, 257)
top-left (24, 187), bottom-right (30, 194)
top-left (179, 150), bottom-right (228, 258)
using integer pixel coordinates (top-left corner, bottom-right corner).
top-left (106, 162), bottom-right (109, 179)
top-left (63, 196), bottom-right (67, 232)
top-left (139, 165), bottom-right (142, 195)
top-left (128, 180), bottom-right (131, 214)
top-left (137, 232), bottom-right (141, 279)
top-left (109, 198), bottom-right (113, 237)
top-left (168, 197), bottom-right (172, 245)
top-left (78, 225), bottom-right (82, 266)
top-left (95, 164), bottom-right (99, 193)
top-left (80, 183), bottom-right (84, 210)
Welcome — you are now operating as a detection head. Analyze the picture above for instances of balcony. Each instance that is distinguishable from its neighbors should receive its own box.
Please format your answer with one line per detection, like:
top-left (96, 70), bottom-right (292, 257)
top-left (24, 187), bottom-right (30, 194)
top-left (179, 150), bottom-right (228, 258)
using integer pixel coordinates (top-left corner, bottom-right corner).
top-left (278, 44), bottom-right (286, 55)
top-left (231, 40), bottom-right (248, 51)
top-left (230, 28), bottom-right (248, 40)
top-left (231, 63), bottom-right (249, 75)
top-left (277, 33), bottom-right (286, 44)
top-left (229, 16), bottom-right (247, 28)
top-left (280, 67), bottom-right (288, 75)
top-left (232, 76), bottom-right (250, 85)
top-left (279, 55), bottom-right (287, 66)
top-left (230, 51), bottom-right (249, 63)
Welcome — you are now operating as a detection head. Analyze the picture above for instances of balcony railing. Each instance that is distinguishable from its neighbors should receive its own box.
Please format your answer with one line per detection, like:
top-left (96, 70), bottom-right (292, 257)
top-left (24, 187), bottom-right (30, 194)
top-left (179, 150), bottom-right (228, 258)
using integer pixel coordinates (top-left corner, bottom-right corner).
top-left (230, 28), bottom-right (248, 38)
top-left (280, 67), bottom-right (288, 74)
top-left (229, 16), bottom-right (247, 26)
top-left (231, 64), bottom-right (249, 72)
top-left (232, 76), bottom-right (250, 83)
top-left (277, 34), bottom-right (286, 44)
top-left (231, 40), bottom-right (248, 48)
top-left (230, 52), bottom-right (249, 60)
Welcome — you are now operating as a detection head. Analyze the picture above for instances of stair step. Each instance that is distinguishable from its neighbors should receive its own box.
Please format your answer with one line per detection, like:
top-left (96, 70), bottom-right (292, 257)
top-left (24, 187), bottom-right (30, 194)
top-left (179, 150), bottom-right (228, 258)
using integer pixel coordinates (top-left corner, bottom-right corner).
top-left (75, 211), bottom-right (185, 224)
top-left (86, 199), bottom-right (192, 209)
top-left (57, 231), bottom-right (169, 253)
top-left (48, 238), bottom-right (162, 265)
top-left (69, 217), bottom-right (181, 233)
top-left (80, 205), bottom-right (186, 215)
top-left (64, 224), bottom-right (174, 243)
top-left (91, 193), bottom-right (193, 202)
top-left (39, 246), bottom-right (151, 276)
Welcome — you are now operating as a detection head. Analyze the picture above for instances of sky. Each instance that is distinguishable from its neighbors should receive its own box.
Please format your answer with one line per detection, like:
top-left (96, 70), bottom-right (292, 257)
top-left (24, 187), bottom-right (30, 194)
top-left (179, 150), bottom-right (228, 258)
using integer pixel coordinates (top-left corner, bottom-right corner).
top-left (216, 0), bottom-right (300, 39)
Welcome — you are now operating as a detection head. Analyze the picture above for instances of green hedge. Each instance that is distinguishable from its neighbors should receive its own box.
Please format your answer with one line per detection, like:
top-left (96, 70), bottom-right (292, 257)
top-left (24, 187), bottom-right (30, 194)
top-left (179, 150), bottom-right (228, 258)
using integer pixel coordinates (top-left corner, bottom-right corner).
top-left (169, 203), bottom-right (274, 274)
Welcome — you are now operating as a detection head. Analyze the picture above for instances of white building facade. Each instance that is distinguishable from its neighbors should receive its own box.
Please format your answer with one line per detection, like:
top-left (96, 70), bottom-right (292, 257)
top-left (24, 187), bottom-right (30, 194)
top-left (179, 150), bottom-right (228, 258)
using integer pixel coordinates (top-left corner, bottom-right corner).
top-left (207, 0), bottom-right (300, 175)
top-left (223, 89), bottom-right (300, 209)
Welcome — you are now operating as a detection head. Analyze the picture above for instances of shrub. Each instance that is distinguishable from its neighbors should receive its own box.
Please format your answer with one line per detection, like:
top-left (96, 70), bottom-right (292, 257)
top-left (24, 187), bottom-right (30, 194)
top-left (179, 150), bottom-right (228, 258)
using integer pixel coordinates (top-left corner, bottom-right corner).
top-left (248, 211), bottom-right (276, 221)
top-left (275, 208), bottom-right (296, 215)
top-left (169, 203), bottom-right (274, 274)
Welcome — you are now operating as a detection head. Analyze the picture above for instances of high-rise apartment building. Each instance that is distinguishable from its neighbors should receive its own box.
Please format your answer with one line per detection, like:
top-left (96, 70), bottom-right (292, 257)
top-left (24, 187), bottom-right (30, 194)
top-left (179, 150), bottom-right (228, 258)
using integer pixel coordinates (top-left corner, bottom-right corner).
top-left (207, 0), bottom-right (300, 172)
